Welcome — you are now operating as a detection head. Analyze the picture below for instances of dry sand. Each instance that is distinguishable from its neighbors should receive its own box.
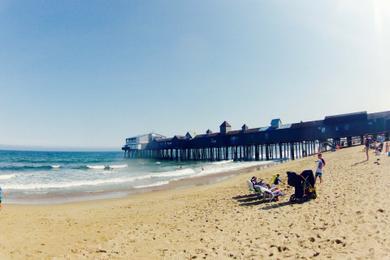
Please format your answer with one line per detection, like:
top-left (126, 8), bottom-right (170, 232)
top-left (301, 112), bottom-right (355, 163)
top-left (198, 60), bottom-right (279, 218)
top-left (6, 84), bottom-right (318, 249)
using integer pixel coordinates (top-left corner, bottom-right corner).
top-left (0, 146), bottom-right (389, 259)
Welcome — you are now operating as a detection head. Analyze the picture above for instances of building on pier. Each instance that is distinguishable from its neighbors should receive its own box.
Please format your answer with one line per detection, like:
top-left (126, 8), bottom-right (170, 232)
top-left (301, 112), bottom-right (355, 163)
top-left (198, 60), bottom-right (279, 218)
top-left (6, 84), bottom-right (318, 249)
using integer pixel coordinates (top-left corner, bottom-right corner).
top-left (122, 133), bottom-right (165, 158)
top-left (122, 110), bottom-right (390, 161)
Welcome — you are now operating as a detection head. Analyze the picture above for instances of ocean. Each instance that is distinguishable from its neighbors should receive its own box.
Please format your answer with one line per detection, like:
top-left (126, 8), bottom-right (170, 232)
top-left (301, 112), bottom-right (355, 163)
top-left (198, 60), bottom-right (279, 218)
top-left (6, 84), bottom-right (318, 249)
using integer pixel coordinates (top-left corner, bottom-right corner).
top-left (0, 150), bottom-right (274, 204)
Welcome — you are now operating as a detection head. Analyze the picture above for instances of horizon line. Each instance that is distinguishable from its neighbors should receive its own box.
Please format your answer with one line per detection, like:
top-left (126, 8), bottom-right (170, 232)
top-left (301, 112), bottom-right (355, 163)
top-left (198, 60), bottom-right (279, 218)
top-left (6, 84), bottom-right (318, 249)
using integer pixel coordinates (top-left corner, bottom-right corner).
top-left (0, 144), bottom-right (121, 152)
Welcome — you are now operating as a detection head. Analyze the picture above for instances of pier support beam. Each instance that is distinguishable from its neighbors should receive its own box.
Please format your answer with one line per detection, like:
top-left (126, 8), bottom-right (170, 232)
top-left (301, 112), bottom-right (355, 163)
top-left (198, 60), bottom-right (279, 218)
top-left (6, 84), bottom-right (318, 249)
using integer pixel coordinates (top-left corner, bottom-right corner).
top-left (290, 142), bottom-right (295, 160)
top-left (347, 136), bottom-right (352, 147)
top-left (255, 145), bottom-right (260, 161)
top-left (279, 143), bottom-right (282, 160)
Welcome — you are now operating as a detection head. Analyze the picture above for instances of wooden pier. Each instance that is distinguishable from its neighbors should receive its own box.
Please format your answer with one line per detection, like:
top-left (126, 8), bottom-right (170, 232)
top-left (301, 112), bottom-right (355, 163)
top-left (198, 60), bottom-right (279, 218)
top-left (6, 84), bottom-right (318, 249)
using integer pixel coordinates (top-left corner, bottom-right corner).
top-left (122, 111), bottom-right (390, 161)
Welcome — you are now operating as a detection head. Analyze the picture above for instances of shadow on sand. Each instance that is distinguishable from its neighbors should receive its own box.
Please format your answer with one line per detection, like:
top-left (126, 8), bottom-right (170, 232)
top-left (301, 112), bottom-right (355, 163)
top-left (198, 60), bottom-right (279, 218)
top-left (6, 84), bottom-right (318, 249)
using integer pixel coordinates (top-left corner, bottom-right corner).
top-left (233, 193), bottom-right (297, 208)
top-left (232, 194), bottom-right (259, 200)
top-left (233, 193), bottom-right (274, 206)
top-left (239, 199), bottom-right (271, 206)
top-left (259, 201), bottom-right (293, 210)
top-left (351, 160), bottom-right (368, 167)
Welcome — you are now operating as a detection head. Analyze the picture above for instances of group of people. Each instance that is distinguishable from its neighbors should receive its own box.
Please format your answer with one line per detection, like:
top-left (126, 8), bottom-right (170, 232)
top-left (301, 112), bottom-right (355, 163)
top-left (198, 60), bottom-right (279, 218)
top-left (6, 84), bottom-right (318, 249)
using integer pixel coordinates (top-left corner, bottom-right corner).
top-left (364, 134), bottom-right (388, 161)
top-left (249, 134), bottom-right (389, 203)
top-left (250, 153), bottom-right (326, 201)
top-left (250, 174), bottom-right (284, 199)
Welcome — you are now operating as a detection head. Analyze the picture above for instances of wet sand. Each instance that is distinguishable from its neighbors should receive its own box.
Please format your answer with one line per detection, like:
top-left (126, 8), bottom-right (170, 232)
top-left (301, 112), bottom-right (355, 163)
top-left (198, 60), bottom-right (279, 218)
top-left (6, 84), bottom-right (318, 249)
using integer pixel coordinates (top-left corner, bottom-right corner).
top-left (0, 146), bottom-right (389, 259)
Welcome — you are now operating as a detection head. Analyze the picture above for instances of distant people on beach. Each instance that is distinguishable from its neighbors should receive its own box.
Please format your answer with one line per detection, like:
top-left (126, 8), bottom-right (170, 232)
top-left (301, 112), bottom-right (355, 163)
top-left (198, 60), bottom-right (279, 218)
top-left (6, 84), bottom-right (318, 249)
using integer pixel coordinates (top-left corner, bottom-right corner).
top-left (375, 141), bottom-right (383, 156)
top-left (364, 135), bottom-right (370, 161)
top-left (315, 153), bottom-right (326, 184)
top-left (378, 135), bottom-right (385, 154)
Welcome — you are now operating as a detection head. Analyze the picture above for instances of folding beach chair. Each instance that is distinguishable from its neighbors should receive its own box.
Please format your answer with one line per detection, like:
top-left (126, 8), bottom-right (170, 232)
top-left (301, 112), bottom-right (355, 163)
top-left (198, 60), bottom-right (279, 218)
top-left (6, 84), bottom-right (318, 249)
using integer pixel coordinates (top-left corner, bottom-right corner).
top-left (258, 185), bottom-right (276, 202)
top-left (247, 180), bottom-right (264, 198)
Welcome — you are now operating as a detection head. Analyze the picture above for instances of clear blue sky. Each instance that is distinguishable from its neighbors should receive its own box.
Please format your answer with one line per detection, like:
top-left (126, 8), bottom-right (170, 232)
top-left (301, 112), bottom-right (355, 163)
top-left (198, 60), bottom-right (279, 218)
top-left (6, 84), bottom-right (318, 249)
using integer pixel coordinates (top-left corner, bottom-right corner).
top-left (0, 0), bottom-right (389, 150)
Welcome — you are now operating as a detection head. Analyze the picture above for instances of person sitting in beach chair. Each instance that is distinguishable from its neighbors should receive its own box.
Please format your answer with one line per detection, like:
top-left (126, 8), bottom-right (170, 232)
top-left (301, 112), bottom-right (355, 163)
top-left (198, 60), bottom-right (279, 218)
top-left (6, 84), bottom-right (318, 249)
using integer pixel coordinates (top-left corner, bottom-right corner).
top-left (252, 176), bottom-right (282, 191)
top-left (250, 176), bottom-right (265, 187)
top-left (247, 177), bottom-right (266, 197)
top-left (249, 176), bottom-right (284, 201)
top-left (257, 183), bottom-right (284, 201)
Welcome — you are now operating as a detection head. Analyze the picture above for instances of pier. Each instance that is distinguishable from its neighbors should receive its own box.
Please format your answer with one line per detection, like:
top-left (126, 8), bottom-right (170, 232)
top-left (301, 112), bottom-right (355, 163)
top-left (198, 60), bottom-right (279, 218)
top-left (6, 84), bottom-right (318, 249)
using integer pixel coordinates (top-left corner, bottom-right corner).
top-left (122, 111), bottom-right (390, 161)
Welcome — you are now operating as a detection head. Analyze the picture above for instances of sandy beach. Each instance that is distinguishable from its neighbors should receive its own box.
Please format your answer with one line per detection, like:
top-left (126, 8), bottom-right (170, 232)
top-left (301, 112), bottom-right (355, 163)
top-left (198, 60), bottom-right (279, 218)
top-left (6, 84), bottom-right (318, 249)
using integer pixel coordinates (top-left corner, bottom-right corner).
top-left (0, 146), bottom-right (389, 259)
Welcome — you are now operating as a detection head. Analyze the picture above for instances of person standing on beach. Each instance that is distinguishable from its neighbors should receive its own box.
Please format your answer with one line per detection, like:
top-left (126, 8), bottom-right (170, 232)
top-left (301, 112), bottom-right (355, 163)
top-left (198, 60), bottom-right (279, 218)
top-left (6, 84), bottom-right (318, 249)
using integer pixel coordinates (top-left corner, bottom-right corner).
top-left (364, 136), bottom-right (370, 161)
top-left (315, 153), bottom-right (325, 184)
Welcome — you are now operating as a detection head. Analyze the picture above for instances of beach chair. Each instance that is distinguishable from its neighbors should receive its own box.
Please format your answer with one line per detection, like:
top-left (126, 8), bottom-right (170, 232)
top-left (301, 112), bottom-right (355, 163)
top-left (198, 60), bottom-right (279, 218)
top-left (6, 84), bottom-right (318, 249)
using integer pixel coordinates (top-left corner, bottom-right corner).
top-left (258, 185), bottom-right (277, 202)
top-left (247, 180), bottom-right (284, 201)
top-left (247, 180), bottom-right (264, 198)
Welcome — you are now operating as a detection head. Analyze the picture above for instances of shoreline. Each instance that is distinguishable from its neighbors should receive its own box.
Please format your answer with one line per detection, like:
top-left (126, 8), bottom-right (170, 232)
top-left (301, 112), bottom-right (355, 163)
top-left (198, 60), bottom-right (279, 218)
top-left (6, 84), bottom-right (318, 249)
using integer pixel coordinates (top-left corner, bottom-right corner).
top-left (4, 160), bottom-right (280, 205)
top-left (1, 146), bottom-right (389, 259)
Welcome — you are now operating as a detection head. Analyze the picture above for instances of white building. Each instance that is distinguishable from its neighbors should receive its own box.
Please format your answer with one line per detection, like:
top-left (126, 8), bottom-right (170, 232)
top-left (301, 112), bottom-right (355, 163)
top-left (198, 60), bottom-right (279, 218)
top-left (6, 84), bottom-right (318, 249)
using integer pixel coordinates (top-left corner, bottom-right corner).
top-left (124, 133), bottom-right (165, 150)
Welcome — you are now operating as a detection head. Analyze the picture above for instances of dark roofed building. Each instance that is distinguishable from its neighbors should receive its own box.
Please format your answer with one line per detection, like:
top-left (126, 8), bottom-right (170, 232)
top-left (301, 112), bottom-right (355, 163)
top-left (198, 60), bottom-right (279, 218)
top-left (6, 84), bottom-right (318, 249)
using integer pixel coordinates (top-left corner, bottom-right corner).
top-left (185, 132), bottom-right (192, 139)
top-left (173, 135), bottom-right (186, 140)
top-left (220, 121), bottom-right (231, 134)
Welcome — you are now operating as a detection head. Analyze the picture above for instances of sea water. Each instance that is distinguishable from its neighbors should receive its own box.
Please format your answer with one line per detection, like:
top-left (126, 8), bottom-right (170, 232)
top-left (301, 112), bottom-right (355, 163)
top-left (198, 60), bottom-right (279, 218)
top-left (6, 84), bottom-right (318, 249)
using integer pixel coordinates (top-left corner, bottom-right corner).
top-left (0, 150), bottom-right (274, 204)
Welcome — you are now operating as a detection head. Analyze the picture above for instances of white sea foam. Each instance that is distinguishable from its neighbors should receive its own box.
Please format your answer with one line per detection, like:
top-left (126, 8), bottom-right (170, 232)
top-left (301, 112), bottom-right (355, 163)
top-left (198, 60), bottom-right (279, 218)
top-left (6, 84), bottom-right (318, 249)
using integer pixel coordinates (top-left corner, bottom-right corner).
top-left (133, 181), bottom-right (170, 189)
top-left (87, 165), bottom-right (106, 170)
top-left (2, 175), bottom-right (153, 190)
top-left (2, 161), bottom-right (276, 192)
top-left (109, 164), bottom-right (128, 169)
top-left (1, 166), bottom-right (199, 191)
top-left (210, 160), bottom-right (233, 165)
top-left (0, 174), bottom-right (16, 180)
top-left (51, 165), bottom-right (61, 169)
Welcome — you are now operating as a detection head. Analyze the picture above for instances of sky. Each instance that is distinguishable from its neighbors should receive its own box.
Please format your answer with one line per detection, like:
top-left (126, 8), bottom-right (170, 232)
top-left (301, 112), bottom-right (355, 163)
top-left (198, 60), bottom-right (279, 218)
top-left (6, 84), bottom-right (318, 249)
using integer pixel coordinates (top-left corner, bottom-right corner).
top-left (0, 0), bottom-right (389, 150)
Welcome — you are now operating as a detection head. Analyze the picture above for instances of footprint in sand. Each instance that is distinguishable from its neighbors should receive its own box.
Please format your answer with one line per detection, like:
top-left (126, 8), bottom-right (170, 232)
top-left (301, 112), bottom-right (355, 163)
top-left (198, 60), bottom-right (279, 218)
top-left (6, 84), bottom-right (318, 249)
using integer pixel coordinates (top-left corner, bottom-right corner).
top-left (334, 239), bottom-right (346, 247)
